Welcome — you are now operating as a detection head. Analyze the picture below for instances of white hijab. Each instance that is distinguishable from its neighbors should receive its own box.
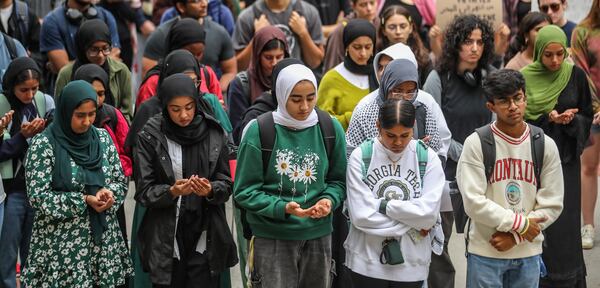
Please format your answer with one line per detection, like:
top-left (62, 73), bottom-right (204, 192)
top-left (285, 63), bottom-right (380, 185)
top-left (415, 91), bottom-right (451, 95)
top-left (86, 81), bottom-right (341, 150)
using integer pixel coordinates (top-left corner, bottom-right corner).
top-left (373, 42), bottom-right (418, 83)
top-left (272, 64), bottom-right (319, 130)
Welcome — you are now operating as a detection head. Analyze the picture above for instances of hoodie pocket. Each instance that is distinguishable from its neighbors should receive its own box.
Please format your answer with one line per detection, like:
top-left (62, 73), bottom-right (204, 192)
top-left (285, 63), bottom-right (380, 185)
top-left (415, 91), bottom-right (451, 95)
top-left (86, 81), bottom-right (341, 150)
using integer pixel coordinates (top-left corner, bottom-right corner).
top-left (401, 234), bottom-right (432, 266)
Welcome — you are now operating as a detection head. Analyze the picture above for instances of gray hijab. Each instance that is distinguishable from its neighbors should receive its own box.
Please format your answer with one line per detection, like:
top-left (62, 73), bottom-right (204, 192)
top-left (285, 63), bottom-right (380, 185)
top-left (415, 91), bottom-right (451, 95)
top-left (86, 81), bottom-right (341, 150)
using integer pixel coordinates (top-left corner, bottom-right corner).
top-left (377, 59), bottom-right (419, 104)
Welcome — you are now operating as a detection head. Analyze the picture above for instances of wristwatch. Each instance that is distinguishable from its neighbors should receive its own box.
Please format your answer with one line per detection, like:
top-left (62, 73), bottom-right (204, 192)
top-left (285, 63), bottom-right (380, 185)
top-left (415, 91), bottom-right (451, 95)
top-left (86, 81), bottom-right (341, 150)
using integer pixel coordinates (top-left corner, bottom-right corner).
top-left (379, 199), bottom-right (388, 215)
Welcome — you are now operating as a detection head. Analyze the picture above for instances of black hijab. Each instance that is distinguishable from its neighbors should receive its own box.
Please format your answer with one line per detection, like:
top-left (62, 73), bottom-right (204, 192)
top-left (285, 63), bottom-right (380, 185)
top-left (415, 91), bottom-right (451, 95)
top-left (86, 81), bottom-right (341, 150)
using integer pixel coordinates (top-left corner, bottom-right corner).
top-left (165, 18), bottom-right (206, 56)
top-left (2, 57), bottom-right (42, 136)
top-left (159, 49), bottom-right (201, 98)
top-left (72, 64), bottom-right (114, 129)
top-left (71, 19), bottom-right (114, 106)
top-left (160, 74), bottom-right (210, 246)
top-left (342, 19), bottom-right (378, 91)
top-left (125, 50), bottom-right (212, 149)
top-left (160, 73), bottom-right (209, 147)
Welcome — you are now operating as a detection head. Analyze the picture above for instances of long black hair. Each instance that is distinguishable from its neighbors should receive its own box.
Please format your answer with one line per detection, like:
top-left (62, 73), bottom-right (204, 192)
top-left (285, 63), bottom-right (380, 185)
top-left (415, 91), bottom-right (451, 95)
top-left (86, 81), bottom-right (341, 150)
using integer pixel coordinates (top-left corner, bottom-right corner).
top-left (505, 12), bottom-right (551, 62)
top-left (438, 15), bottom-right (495, 76)
top-left (378, 99), bottom-right (415, 129)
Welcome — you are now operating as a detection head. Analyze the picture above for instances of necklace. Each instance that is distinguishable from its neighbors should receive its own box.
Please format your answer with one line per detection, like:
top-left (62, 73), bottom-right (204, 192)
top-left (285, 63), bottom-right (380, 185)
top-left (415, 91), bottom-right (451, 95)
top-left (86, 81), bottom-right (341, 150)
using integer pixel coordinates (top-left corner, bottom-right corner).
top-left (386, 153), bottom-right (402, 171)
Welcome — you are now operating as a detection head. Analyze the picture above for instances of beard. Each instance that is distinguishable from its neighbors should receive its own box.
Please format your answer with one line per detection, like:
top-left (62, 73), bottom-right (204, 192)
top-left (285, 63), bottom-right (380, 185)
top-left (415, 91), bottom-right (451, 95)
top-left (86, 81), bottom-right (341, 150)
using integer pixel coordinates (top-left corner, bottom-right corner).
top-left (74, 0), bottom-right (93, 7)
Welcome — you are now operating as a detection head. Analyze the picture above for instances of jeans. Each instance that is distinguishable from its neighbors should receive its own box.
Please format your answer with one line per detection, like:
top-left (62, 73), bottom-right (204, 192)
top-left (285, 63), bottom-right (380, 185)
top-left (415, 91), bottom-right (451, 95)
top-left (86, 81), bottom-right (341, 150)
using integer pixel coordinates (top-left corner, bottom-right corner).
top-left (0, 200), bottom-right (4, 239)
top-left (251, 235), bottom-right (332, 288)
top-left (0, 192), bottom-right (34, 288)
top-left (466, 253), bottom-right (540, 288)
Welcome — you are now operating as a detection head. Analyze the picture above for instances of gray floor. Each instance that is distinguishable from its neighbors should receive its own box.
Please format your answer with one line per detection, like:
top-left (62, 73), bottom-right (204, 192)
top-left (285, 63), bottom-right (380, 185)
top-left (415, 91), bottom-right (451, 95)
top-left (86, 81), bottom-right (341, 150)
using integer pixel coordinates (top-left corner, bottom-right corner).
top-left (124, 182), bottom-right (600, 288)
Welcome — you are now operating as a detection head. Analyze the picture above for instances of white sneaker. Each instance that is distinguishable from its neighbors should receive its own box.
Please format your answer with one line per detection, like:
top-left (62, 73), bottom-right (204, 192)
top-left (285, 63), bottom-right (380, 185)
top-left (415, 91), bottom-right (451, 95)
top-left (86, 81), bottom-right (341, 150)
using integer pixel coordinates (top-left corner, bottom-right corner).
top-left (582, 224), bottom-right (595, 249)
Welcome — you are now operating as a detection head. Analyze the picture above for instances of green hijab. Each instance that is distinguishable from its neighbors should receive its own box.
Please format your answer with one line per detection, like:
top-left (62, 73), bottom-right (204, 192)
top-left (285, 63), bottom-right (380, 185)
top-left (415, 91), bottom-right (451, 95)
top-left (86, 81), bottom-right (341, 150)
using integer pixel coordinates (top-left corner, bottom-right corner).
top-left (521, 25), bottom-right (574, 120)
top-left (45, 80), bottom-right (106, 243)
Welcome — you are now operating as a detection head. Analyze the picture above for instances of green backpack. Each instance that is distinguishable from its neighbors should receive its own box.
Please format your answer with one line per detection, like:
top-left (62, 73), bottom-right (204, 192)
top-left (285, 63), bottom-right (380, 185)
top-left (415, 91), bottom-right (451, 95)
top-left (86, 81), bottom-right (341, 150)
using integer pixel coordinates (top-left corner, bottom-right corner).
top-left (0, 91), bottom-right (47, 179)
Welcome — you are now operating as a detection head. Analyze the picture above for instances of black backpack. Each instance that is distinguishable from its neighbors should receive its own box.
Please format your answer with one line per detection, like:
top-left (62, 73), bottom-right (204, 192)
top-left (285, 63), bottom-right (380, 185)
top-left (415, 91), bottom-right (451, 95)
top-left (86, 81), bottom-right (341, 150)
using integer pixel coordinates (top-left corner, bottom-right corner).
top-left (452, 123), bottom-right (545, 234)
top-left (3, 32), bottom-right (18, 60)
top-left (141, 63), bottom-right (212, 90)
top-left (238, 108), bottom-right (336, 239)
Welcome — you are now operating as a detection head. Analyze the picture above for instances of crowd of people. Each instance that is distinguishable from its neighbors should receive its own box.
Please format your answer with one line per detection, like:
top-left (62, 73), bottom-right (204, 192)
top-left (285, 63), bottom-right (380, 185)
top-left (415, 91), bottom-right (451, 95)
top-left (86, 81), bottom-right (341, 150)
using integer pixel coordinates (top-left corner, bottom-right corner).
top-left (0, 0), bottom-right (599, 287)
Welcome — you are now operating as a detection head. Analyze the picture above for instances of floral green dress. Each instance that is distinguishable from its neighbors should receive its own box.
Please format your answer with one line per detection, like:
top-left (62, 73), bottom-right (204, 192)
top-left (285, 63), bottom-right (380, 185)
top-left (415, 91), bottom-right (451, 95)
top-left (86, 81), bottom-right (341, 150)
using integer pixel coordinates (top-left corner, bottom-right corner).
top-left (22, 129), bottom-right (133, 287)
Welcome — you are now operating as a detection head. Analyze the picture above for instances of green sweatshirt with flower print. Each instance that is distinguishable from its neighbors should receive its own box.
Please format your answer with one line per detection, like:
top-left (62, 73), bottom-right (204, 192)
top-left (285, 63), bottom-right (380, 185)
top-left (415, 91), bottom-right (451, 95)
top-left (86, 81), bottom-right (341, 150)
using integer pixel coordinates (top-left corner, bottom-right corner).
top-left (233, 118), bottom-right (347, 240)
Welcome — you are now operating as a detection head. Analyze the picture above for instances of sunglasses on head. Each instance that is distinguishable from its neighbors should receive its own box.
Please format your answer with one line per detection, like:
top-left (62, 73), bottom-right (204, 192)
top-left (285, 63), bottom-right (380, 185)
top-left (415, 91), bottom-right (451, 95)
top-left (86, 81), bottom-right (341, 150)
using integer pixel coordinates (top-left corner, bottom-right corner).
top-left (540, 1), bottom-right (562, 13)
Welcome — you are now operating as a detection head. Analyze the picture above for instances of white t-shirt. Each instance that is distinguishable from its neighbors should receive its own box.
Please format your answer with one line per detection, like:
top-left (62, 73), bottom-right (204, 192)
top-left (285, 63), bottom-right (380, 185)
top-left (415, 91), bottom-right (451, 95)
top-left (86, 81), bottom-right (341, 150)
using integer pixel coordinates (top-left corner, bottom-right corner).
top-left (0, 4), bottom-right (12, 33)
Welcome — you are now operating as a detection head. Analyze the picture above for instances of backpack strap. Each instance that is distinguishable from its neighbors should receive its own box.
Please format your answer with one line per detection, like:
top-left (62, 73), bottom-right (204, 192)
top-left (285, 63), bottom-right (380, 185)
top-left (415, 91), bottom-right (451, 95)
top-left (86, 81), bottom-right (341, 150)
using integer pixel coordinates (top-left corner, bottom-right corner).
top-left (15, 1), bottom-right (29, 45)
top-left (2, 32), bottom-right (17, 60)
top-left (257, 111), bottom-right (276, 172)
top-left (0, 93), bottom-right (8, 118)
top-left (475, 124), bottom-right (496, 183)
top-left (105, 105), bottom-right (119, 133)
top-left (416, 140), bottom-right (428, 188)
top-left (439, 71), bottom-right (449, 107)
top-left (292, 0), bottom-right (304, 16)
top-left (528, 124), bottom-right (545, 189)
top-left (237, 71), bottom-right (250, 104)
top-left (32, 91), bottom-right (46, 118)
top-left (252, 1), bottom-right (262, 19)
top-left (414, 104), bottom-right (427, 140)
top-left (253, 0), bottom-right (303, 19)
top-left (359, 138), bottom-right (374, 183)
top-left (200, 64), bottom-right (211, 90)
top-left (316, 108), bottom-right (335, 159)
top-left (0, 93), bottom-right (12, 179)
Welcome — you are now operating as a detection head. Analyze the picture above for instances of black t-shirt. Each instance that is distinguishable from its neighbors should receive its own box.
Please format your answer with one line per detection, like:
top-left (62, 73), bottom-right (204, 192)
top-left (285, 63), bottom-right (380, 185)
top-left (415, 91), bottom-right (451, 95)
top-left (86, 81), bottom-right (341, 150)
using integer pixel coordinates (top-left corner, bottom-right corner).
top-left (561, 20), bottom-right (577, 47)
top-left (303, 0), bottom-right (351, 25)
top-left (431, 70), bottom-right (493, 179)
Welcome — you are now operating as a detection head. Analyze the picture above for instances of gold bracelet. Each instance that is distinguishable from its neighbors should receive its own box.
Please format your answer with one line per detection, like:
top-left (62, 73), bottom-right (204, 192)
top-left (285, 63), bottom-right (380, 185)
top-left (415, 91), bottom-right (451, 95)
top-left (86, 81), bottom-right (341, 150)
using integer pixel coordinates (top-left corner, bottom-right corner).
top-left (519, 218), bottom-right (530, 236)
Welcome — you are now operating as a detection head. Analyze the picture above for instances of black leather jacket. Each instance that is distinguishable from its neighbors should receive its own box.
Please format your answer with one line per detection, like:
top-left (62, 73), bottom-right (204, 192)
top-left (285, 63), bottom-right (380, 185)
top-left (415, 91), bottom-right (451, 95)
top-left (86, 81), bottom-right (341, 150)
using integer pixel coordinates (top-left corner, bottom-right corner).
top-left (133, 113), bottom-right (238, 285)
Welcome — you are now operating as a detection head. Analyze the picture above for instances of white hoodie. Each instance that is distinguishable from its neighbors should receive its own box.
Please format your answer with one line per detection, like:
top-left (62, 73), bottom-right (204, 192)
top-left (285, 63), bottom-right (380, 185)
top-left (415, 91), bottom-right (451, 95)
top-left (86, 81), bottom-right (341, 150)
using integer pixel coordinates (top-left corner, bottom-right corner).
top-left (345, 138), bottom-right (445, 282)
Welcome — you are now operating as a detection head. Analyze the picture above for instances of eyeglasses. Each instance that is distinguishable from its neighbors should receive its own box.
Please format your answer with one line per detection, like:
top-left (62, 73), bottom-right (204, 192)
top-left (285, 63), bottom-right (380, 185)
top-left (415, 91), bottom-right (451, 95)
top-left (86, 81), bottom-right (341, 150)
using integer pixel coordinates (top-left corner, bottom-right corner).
top-left (540, 2), bottom-right (562, 13)
top-left (87, 45), bottom-right (112, 57)
top-left (494, 95), bottom-right (525, 109)
top-left (389, 89), bottom-right (418, 100)
top-left (189, 77), bottom-right (202, 88)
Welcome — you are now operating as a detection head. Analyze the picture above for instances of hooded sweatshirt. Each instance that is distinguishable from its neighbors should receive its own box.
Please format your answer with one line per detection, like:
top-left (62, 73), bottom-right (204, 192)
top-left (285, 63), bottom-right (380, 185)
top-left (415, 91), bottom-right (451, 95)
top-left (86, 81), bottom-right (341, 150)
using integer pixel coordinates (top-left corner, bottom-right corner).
top-left (234, 63), bottom-right (347, 240)
top-left (345, 138), bottom-right (444, 282)
top-left (346, 45), bottom-right (451, 160)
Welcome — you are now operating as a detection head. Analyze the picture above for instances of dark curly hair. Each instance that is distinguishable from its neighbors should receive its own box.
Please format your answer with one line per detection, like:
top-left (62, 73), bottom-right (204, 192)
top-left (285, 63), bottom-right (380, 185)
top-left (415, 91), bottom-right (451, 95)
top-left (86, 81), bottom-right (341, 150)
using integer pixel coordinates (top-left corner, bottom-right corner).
top-left (438, 15), bottom-right (495, 76)
top-left (505, 12), bottom-right (551, 63)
